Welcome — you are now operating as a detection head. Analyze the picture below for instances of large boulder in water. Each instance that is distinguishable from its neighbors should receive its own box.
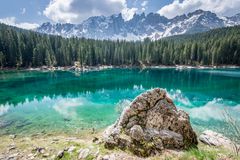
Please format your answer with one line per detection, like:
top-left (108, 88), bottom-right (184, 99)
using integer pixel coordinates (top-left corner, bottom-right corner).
top-left (103, 88), bottom-right (198, 157)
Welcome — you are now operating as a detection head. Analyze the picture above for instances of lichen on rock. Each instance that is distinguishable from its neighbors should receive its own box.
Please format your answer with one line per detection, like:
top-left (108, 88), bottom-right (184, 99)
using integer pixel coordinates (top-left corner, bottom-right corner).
top-left (103, 88), bottom-right (198, 157)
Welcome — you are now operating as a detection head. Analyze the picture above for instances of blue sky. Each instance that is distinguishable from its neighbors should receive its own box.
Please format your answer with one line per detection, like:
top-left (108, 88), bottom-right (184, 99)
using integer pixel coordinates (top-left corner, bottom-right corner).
top-left (0, 0), bottom-right (49, 23)
top-left (0, 0), bottom-right (172, 24)
top-left (0, 0), bottom-right (240, 29)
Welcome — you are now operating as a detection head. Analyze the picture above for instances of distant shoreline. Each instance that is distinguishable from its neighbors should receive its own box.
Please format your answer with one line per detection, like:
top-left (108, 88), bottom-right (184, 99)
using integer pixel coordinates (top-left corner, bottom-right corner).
top-left (0, 65), bottom-right (240, 72)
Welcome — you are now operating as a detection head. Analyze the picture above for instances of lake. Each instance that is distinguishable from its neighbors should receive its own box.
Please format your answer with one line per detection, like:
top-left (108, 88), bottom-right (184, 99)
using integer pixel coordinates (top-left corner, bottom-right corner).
top-left (0, 68), bottom-right (240, 137)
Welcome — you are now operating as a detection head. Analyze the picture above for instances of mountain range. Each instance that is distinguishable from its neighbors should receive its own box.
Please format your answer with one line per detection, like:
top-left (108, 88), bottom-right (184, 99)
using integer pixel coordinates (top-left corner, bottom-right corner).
top-left (36, 9), bottom-right (240, 40)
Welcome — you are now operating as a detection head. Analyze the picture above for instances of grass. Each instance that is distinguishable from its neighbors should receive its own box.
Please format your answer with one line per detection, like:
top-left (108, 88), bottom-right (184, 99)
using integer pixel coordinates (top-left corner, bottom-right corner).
top-left (149, 143), bottom-right (240, 160)
top-left (224, 109), bottom-right (240, 157)
top-left (179, 145), bottom-right (240, 160)
top-left (49, 136), bottom-right (240, 160)
top-left (180, 148), bottom-right (217, 160)
top-left (1, 133), bottom-right (240, 160)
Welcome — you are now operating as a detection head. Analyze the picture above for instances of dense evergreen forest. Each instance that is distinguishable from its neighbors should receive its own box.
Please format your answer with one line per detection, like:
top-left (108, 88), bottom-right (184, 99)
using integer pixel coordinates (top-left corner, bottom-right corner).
top-left (0, 23), bottom-right (240, 68)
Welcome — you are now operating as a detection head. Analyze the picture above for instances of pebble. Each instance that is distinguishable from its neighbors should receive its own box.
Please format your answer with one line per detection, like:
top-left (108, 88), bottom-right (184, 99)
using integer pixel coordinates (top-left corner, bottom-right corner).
top-left (92, 137), bottom-right (99, 143)
top-left (43, 153), bottom-right (50, 157)
top-left (52, 138), bottom-right (59, 141)
top-left (57, 151), bottom-right (64, 159)
top-left (27, 153), bottom-right (35, 159)
top-left (8, 146), bottom-right (16, 152)
top-left (102, 154), bottom-right (116, 160)
top-left (8, 153), bottom-right (19, 159)
top-left (67, 146), bottom-right (76, 153)
top-left (35, 147), bottom-right (45, 154)
top-left (78, 148), bottom-right (90, 159)
top-left (93, 148), bottom-right (100, 157)
top-left (27, 153), bottom-right (34, 157)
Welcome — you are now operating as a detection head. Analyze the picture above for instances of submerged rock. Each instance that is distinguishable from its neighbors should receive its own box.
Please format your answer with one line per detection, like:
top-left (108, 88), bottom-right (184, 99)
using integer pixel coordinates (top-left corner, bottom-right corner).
top-left (103, 88), bottom-right (197, 157)
top-left (0, 120), bottom-right (13, 128)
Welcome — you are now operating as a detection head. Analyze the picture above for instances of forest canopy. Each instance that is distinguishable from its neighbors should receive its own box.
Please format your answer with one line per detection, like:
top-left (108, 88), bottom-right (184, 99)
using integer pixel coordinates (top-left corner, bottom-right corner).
top-left (0, 23), bottom-right (240, 68)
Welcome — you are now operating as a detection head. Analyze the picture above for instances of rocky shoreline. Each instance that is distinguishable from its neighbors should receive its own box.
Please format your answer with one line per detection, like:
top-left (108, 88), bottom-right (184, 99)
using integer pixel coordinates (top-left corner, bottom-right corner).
top-left (0, 65), bottom-right (239, 72)
top-left (0, 130), bottom-right (238, 160)
top-left (0, 89), bottom-right (239, 160)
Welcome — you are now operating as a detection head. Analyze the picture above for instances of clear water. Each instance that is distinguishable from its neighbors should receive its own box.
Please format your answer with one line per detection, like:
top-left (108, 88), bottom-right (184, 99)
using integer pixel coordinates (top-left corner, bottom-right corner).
top-left (0, 68), bottom-right (239, 136)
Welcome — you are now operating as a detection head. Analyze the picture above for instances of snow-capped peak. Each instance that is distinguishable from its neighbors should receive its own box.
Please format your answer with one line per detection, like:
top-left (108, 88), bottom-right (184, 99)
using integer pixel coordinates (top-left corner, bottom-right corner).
top-left (37, 10), bottom-right (240, 40)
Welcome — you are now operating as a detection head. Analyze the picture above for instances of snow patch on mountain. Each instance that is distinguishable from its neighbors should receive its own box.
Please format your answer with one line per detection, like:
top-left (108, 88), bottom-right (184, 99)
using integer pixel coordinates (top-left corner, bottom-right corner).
top-left (36, 10), bottom-right (240, 40)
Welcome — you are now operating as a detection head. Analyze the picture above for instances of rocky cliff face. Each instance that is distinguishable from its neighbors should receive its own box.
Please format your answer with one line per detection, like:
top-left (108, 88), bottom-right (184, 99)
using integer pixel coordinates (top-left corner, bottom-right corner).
top-left (103, 88), bottom-right (198, 157)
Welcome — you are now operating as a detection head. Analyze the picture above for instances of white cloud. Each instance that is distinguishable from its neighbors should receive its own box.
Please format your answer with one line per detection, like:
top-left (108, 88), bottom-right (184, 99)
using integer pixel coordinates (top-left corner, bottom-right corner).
top-left (158, 0), bottom-right (240, 19)
top-left (140, 0), bottom-right (148, 12)
top-left (17, 22), bottom-right (39, 30)
top-left (141, 1), bottom-right (148, 7)
top-left (186, 98), bottom-right (240, 121)
top-left (43, 0), bottom-right (138, 23)
top-left (21, 8), bottom-right (26, 15)
top-left (0, 17), bottom-right (15, 25)
top-left (122, 6), bottom-right (138, 21)
top-left (0, 17), bottom-right (39, 30)
top-left (53, 97), bottom-right (83, 119)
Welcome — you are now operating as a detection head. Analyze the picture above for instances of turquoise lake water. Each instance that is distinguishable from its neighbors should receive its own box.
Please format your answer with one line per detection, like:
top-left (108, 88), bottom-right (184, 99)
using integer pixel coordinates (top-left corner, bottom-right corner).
top-left (0, 68), bottom-right (240, 136)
